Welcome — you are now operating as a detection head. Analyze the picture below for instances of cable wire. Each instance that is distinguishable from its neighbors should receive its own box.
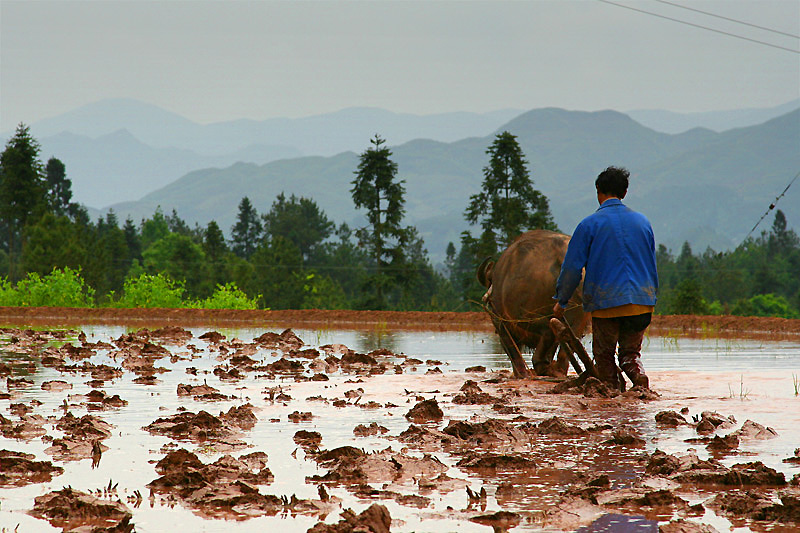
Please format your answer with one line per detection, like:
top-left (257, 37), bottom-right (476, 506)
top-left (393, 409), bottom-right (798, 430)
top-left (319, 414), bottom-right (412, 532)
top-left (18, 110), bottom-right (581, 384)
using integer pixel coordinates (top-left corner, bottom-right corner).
top-left (743, 169), bottom-right (800, 242)
top-left (652, 0), bottom-right (800, 39)
top-left (596, 0), bottom-right (800, 54)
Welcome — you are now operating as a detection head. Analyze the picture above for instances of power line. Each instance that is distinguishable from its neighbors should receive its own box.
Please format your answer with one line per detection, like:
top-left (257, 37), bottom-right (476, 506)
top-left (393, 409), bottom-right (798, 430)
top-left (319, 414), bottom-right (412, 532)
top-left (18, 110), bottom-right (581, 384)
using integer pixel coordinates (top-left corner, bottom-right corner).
top-left (743, 169), bottom-right (800, 242)
top-left (596, 0), bottom-right (800, 54)
top-left (652, 0), bottom-right (800, 39)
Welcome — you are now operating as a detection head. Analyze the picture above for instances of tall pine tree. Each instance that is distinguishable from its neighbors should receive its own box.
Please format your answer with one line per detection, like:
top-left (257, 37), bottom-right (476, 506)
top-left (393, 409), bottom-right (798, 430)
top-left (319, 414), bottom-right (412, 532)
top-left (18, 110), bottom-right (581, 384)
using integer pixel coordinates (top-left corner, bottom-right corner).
top-left (0, 124), bottom-right (49, 279)
top-left (351, 135), bottom-right (417, 309)
top-left (230, 197), bottom-right (263, 259)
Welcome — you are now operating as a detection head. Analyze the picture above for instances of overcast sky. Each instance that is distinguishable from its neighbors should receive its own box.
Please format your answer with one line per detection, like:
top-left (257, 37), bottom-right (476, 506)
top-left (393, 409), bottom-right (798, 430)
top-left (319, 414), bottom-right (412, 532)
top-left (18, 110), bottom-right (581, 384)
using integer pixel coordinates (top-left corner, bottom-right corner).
top-left (1, 0), bottom-right (798, 131)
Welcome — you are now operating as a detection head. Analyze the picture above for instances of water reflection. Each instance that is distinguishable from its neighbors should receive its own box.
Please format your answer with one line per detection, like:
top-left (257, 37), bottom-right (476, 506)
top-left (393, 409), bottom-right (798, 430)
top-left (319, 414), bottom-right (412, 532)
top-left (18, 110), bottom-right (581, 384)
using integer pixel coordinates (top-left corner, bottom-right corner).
top-left (0, 325), bottom-right (798, 532)
top-left (577, 513), bottom-right (658, 532)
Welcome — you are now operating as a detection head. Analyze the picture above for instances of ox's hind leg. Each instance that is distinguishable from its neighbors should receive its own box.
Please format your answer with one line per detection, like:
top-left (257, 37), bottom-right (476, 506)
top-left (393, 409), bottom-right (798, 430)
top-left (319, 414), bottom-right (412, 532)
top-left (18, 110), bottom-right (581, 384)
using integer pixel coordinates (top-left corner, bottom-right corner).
top-left (531, 330), bottom-right (564, 377)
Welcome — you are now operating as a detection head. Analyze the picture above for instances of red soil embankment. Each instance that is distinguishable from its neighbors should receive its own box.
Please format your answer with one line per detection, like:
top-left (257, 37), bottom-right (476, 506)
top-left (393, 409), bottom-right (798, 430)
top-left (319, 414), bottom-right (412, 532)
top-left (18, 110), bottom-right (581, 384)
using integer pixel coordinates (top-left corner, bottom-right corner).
top-left (0, 306), bottom-right (799, 340)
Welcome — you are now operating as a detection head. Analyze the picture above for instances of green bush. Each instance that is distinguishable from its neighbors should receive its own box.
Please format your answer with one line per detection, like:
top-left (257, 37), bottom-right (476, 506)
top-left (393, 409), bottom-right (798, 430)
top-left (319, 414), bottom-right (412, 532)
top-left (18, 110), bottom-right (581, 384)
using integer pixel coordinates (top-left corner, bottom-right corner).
top-left (731, 293), bottom-right (799, 319)
top-left (0, 277), bottom-right (17, 306)
top-left (114, 273), bottom-right (186, 308)
top-left (195, 283), bottom-right (260, 310)
top-left (670, 278), bottom-right (709, 315)
top-left (0, 267), bottom-right (95, 307)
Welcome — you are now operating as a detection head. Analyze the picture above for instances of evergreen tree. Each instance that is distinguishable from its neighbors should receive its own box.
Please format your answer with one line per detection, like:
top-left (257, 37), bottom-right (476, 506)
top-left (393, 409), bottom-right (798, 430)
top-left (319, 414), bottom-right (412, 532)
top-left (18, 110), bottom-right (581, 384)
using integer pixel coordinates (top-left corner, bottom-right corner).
top-left (44, 157), bottom-right (74, 216)
top-left (203, 220), bottom-right (228, 262)
top-left (86, 212), bottom-right (130, 296)
top-left (143, 233), bottom-right (209, 298)
top-left (230, 197), bottom-right (262, 259)
top-left (203, 220), bottom-right (229, 288)
top-left (444, 242), bottom-right (457, 280)
top-left (123, 217), bottom-right (142, 264)
top-left (262, 193), bottom-right (334, 263)
top-left (250, 236), bottom-right (304, 309)
top-left (456, 131), bottom-right (556, 304)
top-left (465, 131), bottom-right (557, 249)
top-left (21, 213), bottom-right (86, 275)
top-left (166, 209), bottom-right (193, 238)
top-left (0, 124), bottom-right (48, 279)
top-left (351, 135), bottom-right (416, 309)
top-left (140, 208), bottom-right (170, 250)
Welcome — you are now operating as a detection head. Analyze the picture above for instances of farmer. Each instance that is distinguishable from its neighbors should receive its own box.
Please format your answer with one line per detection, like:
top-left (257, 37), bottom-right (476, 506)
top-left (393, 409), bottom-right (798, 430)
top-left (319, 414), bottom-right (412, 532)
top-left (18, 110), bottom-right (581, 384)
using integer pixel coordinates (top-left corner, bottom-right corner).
top-left (552, 166), bottom-right (658, 389)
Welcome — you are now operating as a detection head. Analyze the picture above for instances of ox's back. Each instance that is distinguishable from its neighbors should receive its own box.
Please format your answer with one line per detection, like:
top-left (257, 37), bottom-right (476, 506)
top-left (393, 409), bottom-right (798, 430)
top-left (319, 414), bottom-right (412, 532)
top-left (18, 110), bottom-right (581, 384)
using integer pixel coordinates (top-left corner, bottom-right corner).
top-left (487, 230), bottom-right (583, 344)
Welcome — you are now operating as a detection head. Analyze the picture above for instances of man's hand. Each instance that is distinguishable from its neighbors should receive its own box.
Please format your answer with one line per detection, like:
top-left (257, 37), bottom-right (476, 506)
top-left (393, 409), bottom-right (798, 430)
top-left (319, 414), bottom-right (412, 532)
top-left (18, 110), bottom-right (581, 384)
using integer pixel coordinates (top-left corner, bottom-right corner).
top-left (553, 302), bottom-right (565, 320)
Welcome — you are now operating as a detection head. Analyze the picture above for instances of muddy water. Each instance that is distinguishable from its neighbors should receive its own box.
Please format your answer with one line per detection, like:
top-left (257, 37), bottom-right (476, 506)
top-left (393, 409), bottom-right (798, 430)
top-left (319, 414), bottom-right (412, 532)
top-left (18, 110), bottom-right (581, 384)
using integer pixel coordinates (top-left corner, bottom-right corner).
top-left (0, 325), bottom-right (798, 532)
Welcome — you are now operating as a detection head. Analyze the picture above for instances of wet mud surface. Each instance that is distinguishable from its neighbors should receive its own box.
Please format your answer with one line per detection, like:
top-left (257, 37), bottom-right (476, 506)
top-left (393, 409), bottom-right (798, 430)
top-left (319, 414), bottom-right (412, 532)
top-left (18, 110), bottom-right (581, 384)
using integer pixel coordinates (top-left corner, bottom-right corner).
top-left (0, 310), bottom-right (798, 532)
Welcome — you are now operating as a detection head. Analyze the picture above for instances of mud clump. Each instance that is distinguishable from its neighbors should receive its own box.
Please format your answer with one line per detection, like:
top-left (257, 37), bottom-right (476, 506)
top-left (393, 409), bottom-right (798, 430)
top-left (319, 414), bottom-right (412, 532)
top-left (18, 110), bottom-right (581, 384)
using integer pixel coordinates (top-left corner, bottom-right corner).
top-left (720, 462), bottom-right (786, 486)
top-left (29, 487), bottom-right (133, 532)
top-left (784, 448), bottom-right (800, 464)
top-left (397, 424), bottom-right (455, 448)
top-left (294, 430), bottom-right (323, 449)
top-left (405, 398), bottom-right (443, 423)
top-left (148, 448), bottom-right (280, 519)
top-left (308, 503), bottom-right (391, 533)
top-left (254, 328), bottom-right (304, 351)
top-left (41, 380), bottom-right (72, 392)
top-left (0, 412), bottom-right (47, 440)
top-left (452, 380), bottom-right (500, 404)
top-left (288, 410), bottom-right (313, 422)
top-left (532, 416), bottom-right (588, 436)
top-left (260, 358), bottom-right (305, 374)
top-left (199, 331), bottom-right (225, 343)
top-left (694, 411), bottom-right (736, 434)
top-left (309, 446), bottom-right (446, 486)
top-left (177, 382), bottom-right (231, 401)
top-left (645, 450), bottom-right (785, 486)
top-left (45, 412), bottom-right (113, 461)
top-left (144, 404), bottom-right (256, 444)
top-left (711, 488), bottom-right (800, 523)
top-left (86, 390), bottom-right (128, 409)
top-left (707, 433), bottom-right (740, 454)
top-left (470, 510), bottom-right (521, 533)
top-left (0, 450), bottom-right (64, 486)
top-left (655, 410), bottom-right (688, 427)
top-left (353, 422), bottom-right (389, 437)
top-left (659, 519), bottom-right (720, 532)
top-left (581, 376), bottom-right (618, 398)
top-left (734, 420), bottom-right (779, 440)
top-left (604, 427), bottom-right (645, 446)
top-left (443, 418), bottom-right (527, 447)
top-left (457, 454), bottom-right (537, 470)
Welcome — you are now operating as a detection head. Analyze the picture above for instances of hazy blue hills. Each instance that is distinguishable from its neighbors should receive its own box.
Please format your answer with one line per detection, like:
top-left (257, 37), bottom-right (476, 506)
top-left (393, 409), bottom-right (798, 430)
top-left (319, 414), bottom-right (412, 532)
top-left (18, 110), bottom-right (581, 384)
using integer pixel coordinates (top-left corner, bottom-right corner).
top-left (627, 98), bottom-right (800, 134)
top-left (22, 98), bottom-right (523, 156)
top-left (4, 98), bottom-right (797, 262)
top-left (39, 129), bottom-right (301, 208)
top-left (9, 98), bottom-right (523, 207)
top-left (103, 106), bottom-right (800, 263)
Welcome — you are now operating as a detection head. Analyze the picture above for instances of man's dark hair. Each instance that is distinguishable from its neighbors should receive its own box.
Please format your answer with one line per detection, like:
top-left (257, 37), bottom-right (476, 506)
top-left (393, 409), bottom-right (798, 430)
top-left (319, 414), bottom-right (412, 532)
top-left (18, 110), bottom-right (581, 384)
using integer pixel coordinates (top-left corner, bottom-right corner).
top-left (595, 166), bottom-right (629, 198)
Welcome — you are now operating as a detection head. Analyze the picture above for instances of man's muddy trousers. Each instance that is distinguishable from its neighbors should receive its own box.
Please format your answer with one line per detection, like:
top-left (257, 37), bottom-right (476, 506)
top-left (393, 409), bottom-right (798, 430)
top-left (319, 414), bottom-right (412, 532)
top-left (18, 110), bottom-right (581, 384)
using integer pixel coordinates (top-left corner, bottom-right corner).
top-left (591, 313), bottom-right (652, 388)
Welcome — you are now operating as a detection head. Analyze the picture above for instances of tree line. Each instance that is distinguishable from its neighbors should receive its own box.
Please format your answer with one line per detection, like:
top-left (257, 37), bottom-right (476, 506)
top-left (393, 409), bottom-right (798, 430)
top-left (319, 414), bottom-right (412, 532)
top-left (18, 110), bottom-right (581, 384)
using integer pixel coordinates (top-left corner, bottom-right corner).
top-left (1, 123), bottom-right (797, 316)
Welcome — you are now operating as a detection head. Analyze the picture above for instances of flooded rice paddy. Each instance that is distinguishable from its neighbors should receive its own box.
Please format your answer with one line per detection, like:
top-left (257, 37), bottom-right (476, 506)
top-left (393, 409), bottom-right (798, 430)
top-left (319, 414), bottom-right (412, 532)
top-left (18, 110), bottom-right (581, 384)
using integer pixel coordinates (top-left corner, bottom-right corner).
top-left (0, 323), bottom-right (798, 532)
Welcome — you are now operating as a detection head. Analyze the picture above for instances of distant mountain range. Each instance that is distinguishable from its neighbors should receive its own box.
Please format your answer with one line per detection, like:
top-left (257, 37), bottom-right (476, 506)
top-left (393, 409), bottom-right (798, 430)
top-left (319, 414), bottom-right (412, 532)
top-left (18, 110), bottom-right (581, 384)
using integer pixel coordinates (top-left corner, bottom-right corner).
top-left (626, 98), bottom-right (800, 134)
top-left (9, 99), bottom-right (522, 207)
top-left (2, 98), bottom-right (798, 263)
top-left (105, 107), bottom-right (800, 264)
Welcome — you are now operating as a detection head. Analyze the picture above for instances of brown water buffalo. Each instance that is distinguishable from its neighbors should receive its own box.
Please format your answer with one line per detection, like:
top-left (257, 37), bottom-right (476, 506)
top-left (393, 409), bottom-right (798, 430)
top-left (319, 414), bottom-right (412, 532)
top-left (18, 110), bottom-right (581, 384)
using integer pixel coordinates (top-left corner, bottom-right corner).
top-left (477, 229), bottom-right (587, 379)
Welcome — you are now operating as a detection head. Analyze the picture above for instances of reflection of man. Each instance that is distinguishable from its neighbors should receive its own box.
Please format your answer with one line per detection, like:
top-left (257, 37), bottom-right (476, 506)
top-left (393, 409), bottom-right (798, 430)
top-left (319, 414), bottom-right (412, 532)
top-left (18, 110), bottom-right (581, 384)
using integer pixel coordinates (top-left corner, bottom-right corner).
top-left (553, 167), bottom-right (658, 389)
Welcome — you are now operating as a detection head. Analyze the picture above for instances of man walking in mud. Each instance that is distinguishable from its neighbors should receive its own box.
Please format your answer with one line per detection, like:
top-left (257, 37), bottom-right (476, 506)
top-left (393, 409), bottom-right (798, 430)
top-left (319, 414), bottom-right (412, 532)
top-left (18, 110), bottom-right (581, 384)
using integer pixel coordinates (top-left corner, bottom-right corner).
top-left (552, 166), bottom-right (658, 390)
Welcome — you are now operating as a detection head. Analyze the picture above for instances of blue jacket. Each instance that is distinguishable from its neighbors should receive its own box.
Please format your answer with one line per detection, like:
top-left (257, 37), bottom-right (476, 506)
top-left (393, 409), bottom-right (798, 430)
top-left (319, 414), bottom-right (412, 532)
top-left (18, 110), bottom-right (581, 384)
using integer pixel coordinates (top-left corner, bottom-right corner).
top-left (555, 198), bottom-right (658, 312)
